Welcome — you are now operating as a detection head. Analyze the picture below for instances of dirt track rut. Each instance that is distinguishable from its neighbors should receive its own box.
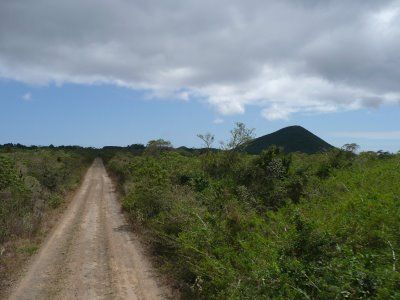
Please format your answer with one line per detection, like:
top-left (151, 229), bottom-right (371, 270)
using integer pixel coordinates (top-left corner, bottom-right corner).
top-left (8, 158), bottom-right (168, 299)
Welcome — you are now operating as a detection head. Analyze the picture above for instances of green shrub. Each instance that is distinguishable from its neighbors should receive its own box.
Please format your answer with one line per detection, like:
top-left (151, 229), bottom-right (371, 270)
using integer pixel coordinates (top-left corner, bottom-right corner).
top-left (0, 148), bottom-right (92, 243)
top-left (107, 149), bottom-right (400, 299)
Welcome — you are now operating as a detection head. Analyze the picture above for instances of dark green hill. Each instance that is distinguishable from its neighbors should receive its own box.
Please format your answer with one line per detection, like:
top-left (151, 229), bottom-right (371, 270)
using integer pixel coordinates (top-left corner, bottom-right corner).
top-left (243, 125), bottom-right (334, 154)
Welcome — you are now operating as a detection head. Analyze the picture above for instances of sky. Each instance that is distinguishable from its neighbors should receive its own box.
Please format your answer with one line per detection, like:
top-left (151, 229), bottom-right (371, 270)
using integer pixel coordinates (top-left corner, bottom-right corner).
top-left (1, 0), bottom-right (400, 152)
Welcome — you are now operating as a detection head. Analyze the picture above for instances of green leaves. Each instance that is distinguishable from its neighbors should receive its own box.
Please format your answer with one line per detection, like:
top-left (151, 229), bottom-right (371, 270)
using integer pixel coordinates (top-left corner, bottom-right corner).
top-left (0, 156), bottom-right (22, 190)
top-left (107, 147), bottom-right (400, 299)
top-left (0, 149), bottom-right (90, 243)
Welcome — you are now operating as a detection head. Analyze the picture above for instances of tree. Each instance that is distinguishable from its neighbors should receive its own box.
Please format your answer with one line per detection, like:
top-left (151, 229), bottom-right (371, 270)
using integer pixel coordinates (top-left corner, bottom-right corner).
top-left (224, 122), bottom-right (255, 150)
top-left (127, 144), bottom-right (145, 150)
top-left (341, 143), bottom-right (360, 154)
top-left (377, 150), bottom-right (391, 158)
top-left (197, 133), bottom-right (215, 150)
top-left (145, 139), bottom-right (173, 155)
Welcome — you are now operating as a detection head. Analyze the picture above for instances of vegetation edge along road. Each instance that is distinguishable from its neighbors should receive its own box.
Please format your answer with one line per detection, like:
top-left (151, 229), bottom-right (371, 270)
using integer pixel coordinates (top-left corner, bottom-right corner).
top-left (6, 159), bottom-right (170, 299)
top-left (0, 147), bottom-right (95, 295)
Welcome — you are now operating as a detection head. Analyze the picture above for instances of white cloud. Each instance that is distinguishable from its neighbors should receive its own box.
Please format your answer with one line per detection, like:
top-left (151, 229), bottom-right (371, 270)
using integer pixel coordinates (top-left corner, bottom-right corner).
top-left (332, 131), bottom-right (400, 139)
top-left (213, 118), bottom-right (224, 124)
top-left (262, 105), bottom-right (296, 121)
top-left (1, 0), bottom-right (400, 119)
top-left (22, 92), bottom-right (31, 101)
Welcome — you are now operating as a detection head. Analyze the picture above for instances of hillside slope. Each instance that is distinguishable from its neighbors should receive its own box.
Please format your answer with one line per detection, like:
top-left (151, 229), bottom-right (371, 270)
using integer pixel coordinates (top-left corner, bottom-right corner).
top-left (244, 125), bottom-right (334, 154)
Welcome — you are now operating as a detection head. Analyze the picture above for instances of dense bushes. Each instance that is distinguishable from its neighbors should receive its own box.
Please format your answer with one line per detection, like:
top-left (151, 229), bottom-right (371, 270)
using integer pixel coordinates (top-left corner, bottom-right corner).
top-left (0, 148), bottom-right (93, 243)
top-left (108, 147), bottom-right (400, 299)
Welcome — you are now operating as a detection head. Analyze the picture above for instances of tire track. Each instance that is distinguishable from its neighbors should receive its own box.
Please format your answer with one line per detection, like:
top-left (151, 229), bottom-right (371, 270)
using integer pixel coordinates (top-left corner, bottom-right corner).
top-left (7, 159), bottom-right (169, 299)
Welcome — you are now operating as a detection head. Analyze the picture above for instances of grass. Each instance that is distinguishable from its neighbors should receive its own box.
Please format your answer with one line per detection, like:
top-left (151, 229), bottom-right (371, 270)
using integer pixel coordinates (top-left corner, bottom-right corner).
top-left (17, 244), bottom-right (39, 255)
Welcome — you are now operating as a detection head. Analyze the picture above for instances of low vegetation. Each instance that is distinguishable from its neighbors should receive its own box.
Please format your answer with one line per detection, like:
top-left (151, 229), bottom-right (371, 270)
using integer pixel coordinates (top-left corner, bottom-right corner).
top-left (0, 145), bottom-right (94, 285)
top-left (1, 124), bottom-right (398, 298)
top-left (107, 124), bottom-right (400, 299)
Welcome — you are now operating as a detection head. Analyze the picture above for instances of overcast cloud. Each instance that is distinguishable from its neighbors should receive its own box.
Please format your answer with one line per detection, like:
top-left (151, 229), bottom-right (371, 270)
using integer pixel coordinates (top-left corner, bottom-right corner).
top-left (1, 0), bottom-right (399, 119)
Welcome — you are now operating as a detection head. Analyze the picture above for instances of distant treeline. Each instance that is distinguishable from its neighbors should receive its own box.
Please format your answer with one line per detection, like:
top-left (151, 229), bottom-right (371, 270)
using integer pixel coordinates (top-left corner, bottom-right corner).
top-left (0, 143), bottom-right (96, 150)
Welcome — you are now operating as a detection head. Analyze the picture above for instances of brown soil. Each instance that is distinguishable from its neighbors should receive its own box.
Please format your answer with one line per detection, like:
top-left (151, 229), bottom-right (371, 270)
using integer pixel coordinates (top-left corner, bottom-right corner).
top-left (5, 158), bottom-right (170, 299)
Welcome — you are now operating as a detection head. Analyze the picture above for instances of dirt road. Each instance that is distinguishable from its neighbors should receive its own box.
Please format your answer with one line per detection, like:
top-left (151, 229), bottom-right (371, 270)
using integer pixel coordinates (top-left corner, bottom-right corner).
top-left (7, 159), bottom-right (168, 299)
